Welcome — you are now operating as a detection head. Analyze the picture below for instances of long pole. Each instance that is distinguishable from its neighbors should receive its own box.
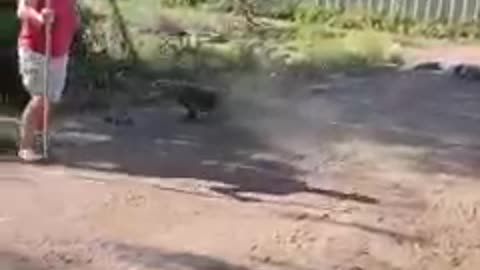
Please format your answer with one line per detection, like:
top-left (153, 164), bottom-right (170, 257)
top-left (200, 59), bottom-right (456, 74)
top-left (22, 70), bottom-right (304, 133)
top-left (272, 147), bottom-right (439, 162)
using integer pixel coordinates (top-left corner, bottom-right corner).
top-left (43, 0), bottom-right (52, 159)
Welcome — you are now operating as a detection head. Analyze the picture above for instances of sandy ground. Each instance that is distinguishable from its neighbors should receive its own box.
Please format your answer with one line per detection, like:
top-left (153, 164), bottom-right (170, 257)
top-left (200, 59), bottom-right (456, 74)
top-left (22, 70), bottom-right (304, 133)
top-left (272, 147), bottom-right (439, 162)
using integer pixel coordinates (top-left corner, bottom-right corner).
top-left (2, 45), bottom-right (480, 270)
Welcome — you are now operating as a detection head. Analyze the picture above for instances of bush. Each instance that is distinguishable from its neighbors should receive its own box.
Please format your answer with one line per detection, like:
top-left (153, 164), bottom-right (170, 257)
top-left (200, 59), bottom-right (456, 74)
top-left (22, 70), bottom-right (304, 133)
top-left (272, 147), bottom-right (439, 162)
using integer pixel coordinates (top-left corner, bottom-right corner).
top-left (0, 9), bottom-right (18, 46)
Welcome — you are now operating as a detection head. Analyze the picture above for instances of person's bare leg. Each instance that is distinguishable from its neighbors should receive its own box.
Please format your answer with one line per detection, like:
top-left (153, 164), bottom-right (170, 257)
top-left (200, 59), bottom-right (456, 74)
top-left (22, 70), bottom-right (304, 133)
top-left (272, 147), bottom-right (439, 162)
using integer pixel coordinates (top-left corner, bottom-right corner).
top-left (33, 97), bottom-right (50, 133)
top-left (19, 98), bottom-right (36, 149)
top-left (18, 95), bottom-right (43, 161)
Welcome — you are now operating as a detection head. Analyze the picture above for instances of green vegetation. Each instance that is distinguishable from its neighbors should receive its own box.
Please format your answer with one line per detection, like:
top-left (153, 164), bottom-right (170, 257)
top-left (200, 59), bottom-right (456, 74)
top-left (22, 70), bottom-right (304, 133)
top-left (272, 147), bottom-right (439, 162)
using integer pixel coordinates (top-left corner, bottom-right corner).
top-left (76, 0), bottom-right (401, 76)
top-left (0, 9), bottom-right (18, 46)
top-left (156, 0), bottom-right (480, 40)
top-left (65, 0), bottom-right (411, 111)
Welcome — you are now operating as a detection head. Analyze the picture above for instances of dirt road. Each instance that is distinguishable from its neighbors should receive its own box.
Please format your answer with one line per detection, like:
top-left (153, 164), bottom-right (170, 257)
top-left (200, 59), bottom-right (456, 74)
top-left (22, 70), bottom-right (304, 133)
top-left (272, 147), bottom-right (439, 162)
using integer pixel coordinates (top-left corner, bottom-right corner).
top-left (2, 46), bottom-right (480, 270)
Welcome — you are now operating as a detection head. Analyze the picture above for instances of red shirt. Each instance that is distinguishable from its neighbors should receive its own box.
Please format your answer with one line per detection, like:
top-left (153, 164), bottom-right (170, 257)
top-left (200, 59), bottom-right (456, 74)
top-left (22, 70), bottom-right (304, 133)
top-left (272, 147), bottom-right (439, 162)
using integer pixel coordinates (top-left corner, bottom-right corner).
top-left (18, 0), bottom-right (77, 58)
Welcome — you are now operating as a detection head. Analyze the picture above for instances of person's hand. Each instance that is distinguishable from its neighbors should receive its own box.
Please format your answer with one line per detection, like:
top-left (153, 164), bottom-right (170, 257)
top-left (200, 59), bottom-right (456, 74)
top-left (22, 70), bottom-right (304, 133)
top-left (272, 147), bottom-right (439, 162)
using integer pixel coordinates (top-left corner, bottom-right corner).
top-left (40, 8), bottom-right (55, 25)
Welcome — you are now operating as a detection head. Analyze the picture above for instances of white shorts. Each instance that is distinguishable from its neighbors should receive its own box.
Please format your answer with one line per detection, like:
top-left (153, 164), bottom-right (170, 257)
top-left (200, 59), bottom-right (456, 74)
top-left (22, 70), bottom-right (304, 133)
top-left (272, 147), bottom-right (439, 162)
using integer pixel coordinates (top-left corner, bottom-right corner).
top-left (18, 47), bottom-right (69, 104)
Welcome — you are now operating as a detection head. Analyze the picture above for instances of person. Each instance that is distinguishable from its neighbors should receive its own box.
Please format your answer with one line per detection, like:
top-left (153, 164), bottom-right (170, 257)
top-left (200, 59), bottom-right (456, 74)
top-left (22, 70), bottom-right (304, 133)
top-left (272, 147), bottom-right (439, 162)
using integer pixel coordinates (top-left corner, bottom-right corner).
top-left (16, 0), bottom-right (78, 162)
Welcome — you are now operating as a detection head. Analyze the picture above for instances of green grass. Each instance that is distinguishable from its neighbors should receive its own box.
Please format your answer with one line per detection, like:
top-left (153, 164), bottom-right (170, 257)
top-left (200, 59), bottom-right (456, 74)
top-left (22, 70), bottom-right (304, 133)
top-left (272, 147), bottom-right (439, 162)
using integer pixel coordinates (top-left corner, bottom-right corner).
top-left (79, 0), bottom-right (401, 71)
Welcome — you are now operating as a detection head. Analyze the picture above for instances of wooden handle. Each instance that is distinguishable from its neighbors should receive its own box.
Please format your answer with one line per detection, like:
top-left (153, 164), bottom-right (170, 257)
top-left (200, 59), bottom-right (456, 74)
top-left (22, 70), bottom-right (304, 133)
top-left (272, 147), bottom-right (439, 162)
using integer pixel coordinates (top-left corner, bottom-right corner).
top-left (42, 0), bottom-right (53, 159)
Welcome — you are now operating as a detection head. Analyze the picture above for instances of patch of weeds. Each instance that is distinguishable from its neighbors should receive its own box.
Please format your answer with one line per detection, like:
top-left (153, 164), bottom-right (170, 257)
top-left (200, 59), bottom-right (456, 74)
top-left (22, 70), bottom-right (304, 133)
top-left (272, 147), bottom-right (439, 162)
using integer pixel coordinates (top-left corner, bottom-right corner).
top-left (342, 30), bottom-right (395, 64)
top-left (287, 26), bottom-right (400, 71)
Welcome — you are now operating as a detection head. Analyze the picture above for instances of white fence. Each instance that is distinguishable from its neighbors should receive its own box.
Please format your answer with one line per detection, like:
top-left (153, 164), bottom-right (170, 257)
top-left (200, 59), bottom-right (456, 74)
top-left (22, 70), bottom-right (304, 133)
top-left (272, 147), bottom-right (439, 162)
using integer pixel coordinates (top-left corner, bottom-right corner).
top-left (316, 0), bottom-right (480, 23)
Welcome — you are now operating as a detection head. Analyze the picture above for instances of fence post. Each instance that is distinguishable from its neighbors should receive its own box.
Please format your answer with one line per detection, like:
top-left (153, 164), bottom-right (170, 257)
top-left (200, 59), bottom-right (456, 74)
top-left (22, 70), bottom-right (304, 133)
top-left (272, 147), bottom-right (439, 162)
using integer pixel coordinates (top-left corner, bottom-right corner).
top-left (357, 0), bottom-right (362, 10)
top-left (412, 0), bottom-right (420, 20)
top-left (448, 0), bottom-right (456, 24)
top-left (388, 0), bottom-right (396, 19)
top-left (460, 0), bottom-right (469, 22)
top-left (435, 0), bottom-right (444, 20)
top-left (325, 0), bottom-right (330, 10)
top-left (386, 0), bottom-right (393, 18)
top-left (475, 0), bottom-right (480, 21)
top-left (377, 0), bottom-right (385, 14)
top-left (348, 0), bottom-right (356, 12)
top-left (424, 0), bottom-right (432, 21)
top-left (400, 0), bottom-right (408, 19)
top-left (335, 0), bottom-right (341, 10)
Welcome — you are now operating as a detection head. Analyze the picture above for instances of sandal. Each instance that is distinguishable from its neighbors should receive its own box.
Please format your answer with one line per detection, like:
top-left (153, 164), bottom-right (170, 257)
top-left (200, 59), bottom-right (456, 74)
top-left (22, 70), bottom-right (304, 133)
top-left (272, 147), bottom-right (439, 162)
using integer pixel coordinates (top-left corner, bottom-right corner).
top-left (18, 148), bottom-right (43, 162)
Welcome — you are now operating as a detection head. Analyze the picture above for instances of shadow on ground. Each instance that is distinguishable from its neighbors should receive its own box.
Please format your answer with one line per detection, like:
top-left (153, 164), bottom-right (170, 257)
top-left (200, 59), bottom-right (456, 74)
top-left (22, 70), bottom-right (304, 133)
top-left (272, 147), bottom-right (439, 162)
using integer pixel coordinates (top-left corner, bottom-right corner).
top-left (108, 242), bottom-right (250, 270)
top-left (51, 68), bottom-right (480, 204)
top-left (52, 102), bottom-right (378, 205)
top-left (0, 251), bottom-right (46, 270)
